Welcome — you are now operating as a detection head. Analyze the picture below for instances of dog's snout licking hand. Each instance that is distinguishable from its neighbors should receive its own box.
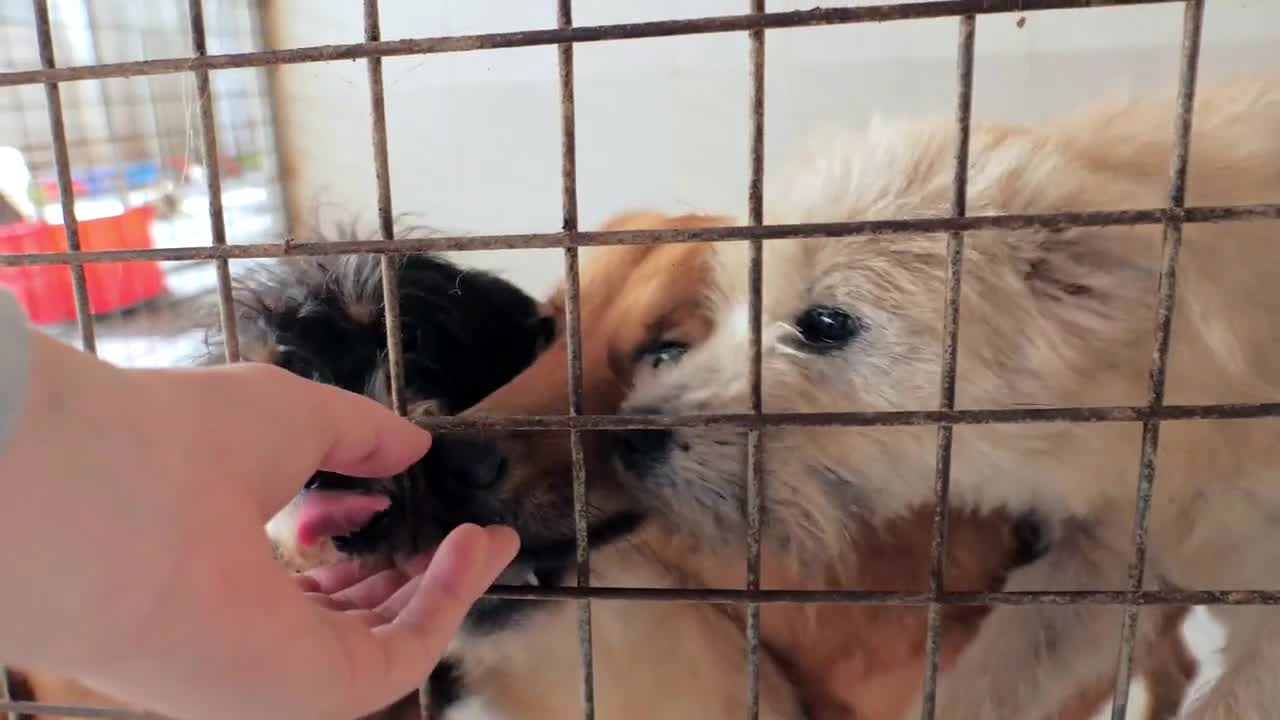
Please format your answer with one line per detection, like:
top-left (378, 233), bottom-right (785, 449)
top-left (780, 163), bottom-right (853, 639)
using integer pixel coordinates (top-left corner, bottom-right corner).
top-left (287, 435), bottom-right (515, 568)
top-left (293, 489), bottom-right (391, 549)
top-left (429, 435), bottom-right (510, 493)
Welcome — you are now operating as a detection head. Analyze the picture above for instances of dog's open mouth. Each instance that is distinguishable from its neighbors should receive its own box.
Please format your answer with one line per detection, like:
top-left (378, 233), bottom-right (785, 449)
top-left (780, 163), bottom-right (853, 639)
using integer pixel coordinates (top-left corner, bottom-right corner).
top-left (293, 489), bottom-right (392, 550)
top-left (291, 487), bottom-right (644, 593)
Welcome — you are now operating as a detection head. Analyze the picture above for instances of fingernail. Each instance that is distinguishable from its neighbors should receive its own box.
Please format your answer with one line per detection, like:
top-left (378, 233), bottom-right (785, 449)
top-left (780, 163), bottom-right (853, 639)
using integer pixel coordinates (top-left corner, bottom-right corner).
top-left (485, 525), bottom-right (520, 551)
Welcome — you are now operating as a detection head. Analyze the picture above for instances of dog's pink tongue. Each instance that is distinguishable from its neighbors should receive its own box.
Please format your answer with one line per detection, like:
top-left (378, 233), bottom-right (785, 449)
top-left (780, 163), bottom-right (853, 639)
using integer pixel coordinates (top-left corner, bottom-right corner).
top-left (293, 492), bottom-right (391, 547)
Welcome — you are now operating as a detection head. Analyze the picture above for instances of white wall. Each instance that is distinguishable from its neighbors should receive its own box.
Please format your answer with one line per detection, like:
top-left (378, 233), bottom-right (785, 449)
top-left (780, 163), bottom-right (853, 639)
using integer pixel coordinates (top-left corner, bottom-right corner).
top-left (265, 0), bottom-right (1280, 299)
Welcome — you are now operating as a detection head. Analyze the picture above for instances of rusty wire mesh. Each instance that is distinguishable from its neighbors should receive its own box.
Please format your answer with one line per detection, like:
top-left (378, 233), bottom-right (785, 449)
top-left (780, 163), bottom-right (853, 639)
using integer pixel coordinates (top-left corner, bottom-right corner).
top-left (1, 0), bottom-right (1277, 718)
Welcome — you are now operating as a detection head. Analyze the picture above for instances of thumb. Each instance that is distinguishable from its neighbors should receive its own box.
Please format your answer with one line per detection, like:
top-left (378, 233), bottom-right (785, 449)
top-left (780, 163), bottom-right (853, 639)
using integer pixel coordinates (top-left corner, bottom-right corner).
top-left (243, 365), bottom-right (432, 517)
top-left (318, 524), bottom-right (518, 717)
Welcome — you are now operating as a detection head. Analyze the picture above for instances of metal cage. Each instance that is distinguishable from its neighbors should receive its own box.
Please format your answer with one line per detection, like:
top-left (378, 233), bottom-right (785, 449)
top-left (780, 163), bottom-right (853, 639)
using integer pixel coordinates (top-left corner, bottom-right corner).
top-left (2, 0), bottom-right (1279, 719)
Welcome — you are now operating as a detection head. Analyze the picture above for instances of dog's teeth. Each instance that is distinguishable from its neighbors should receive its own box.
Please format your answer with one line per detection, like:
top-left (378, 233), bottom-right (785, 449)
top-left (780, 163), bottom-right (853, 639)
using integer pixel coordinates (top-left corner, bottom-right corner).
top-left (525, 570), bottom-right (539, 586)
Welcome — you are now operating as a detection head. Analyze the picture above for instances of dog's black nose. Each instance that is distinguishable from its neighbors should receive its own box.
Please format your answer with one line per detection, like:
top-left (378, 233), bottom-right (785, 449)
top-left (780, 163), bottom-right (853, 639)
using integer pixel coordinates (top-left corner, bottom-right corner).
top-left (1011, 511), bottom-right (1052, 567)
top-left (428, 435), bottom-right (508, 491)
top-left (620, 429), bottom-right (672, 458)
top-left (614, 427), bottom-right (673, 475)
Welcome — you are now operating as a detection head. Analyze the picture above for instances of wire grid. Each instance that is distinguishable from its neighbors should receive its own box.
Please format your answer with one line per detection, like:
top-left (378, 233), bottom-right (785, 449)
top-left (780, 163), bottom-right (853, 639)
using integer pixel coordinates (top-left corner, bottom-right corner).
top-left (0, 0), bottom-right (275, 183)
top-left (1, 0), bottom-right (1278, 718)
top-left (0, 0), bottom-right (285, 364)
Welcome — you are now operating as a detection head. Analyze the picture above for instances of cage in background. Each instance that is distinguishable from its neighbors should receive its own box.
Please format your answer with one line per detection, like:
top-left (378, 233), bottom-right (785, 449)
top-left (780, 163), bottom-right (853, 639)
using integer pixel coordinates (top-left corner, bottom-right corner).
top-left (0, 0), bottom-right (284, 366)
top-left (1, 1), bottom-right (1279, 719)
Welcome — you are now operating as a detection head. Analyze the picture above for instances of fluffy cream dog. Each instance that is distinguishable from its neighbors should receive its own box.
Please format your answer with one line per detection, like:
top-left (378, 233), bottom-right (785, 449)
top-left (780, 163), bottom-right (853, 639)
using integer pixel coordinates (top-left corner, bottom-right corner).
top-left (615, 81), bottom-right (1280, 720)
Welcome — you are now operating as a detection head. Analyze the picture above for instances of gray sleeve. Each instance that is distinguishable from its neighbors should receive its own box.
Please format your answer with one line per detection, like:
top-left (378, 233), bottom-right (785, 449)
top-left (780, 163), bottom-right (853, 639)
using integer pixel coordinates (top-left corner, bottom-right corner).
top-left (0, 290), bottom-right (32, 454)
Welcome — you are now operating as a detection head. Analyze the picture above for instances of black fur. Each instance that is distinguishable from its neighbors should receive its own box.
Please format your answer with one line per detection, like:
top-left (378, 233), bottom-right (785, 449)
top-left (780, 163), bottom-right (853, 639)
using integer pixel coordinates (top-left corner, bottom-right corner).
top-left (201, 238), bottom-right (555, 574)
top-left (427, 659), bottom-right (464, 715)
top-left (205, 250), bottom-right (549, 414)
top-left (4, 668), bottom-right (34, 720)
top-left (203, 233), bottom-right (643, 634)
top-left (202, 242), bottom-right (553, 714)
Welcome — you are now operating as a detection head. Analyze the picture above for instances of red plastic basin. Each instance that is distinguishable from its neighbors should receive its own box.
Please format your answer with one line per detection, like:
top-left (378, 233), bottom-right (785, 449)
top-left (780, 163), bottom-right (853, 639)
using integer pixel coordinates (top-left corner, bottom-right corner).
top-left (0, 206), bottom-right (168, 325)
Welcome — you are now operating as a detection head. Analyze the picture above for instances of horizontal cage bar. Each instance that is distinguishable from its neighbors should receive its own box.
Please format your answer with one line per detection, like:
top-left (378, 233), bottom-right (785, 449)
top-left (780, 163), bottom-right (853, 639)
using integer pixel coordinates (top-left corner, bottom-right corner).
top-left (0, 0), bottom-right (1181, 88)
top-left (476, 586), bottom-right (1280, 606)
top-left (374, 402), bottom-right (1280, 433)
top-left (0, 204), bottom-right (1277, 267)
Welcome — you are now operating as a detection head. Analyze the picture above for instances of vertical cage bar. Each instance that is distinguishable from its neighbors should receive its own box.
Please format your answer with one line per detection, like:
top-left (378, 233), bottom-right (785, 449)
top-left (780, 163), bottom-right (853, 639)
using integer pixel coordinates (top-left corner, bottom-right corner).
top-left (1108, 2), bottom-right (1203, 717)
top-left (918, 14), bottom-right (975, 720)
top-left (556, 2), bottom-right (594, 718)
top-left (362, 0), bottom-right (407, 417)
top-left (32, 0), bottom-right (96, 354)
top-left (360, 0), bottom-right (414, 711)
top-left (187, 0), bottom-right (239, 362)
top-left (744, 1), bottom-right (765, 719)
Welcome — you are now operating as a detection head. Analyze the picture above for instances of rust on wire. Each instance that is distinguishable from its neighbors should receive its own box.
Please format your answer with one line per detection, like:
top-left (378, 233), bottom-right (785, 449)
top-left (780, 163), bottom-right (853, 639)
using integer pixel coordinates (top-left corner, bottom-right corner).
top-left (361, 0), bottom-right (407, 418)
top-left (0, 0), bottom-right (1182, 89)
top-left (1109, 2), bottom-right (1205, 717)
top-left (555, 1), bottom-right (595, 717)
top-left (358, 5), bottom-right (418, 713)
top-left (477, 586), bottom-right (1280, 606)
top-left (919, 13), bottom-right (976, 720)
top-left (401, 400), bottom-right (1280, 433)
top-left (1, 204), bottom-right (1276, 267)
top-left (31, 0), bottom-right (96, 354)
top-left (744, 0), bottom-right (766, 717)
top-left (187, 0), bottom-right (240, 362)
top-left (6, 1), bottom-right (1279, 719)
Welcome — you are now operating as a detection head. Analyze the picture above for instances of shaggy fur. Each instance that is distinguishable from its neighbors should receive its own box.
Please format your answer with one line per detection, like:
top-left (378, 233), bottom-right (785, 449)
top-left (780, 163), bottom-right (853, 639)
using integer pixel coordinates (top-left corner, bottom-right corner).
top-left (307, 212), bottom-right (808, 719)
top-left (350, 212), bottom-right (1184, 719)
top-left (618, 82), bottom-right (1279, 719)
top-left (212, 249), bottom-right (552, 574)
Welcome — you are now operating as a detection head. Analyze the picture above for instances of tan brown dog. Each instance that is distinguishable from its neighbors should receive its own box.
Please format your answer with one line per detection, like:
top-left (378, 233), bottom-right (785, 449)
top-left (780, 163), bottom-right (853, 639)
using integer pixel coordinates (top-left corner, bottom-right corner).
top-left (410, 211), bottom-right (805, 719)
top-left (616, 84), bottom-right (1277, 719)
top-left (420, 211), bottom-right (1196, 719)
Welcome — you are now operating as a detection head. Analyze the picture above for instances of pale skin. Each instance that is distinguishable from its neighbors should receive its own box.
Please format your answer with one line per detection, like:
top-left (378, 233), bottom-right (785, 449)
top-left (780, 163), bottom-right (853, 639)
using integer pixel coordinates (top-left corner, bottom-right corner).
top-left (0, 328), bottom-right (519, 720)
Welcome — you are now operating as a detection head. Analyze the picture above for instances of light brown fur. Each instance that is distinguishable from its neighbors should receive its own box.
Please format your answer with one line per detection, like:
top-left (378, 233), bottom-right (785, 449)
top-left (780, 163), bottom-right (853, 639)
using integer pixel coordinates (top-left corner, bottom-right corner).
top-left (434, 212), bottom-right (1193, 719)
top-left (428, 211), bottom-right (804, 720)
top-left (623, 83), bottom-right (1280, 719)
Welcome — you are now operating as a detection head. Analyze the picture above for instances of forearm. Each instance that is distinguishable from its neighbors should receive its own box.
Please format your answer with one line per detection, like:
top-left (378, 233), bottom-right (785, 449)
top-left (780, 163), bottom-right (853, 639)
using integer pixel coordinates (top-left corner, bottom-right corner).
top-left (0, 299), bottom-right (134, 667)
top-left (0, 297), bottom-right (116, 489)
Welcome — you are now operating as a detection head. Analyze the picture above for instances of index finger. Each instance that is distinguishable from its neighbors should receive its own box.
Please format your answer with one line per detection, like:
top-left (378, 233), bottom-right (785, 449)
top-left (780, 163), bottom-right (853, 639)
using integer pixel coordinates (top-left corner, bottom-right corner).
top-left (222, 363), bottom-right (432, 518)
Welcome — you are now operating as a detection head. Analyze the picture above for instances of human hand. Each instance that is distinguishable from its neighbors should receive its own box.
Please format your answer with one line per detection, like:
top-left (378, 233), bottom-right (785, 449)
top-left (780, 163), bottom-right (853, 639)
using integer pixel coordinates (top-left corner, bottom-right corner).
top-left (0, 330), bottom-right (518, 720)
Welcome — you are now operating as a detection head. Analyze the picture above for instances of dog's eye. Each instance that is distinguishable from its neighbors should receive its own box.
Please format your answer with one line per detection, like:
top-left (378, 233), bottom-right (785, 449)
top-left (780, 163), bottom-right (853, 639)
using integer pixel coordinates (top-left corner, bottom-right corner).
top-left (794, 305), bottom-right (862, 351)
top-left (635, 340), bottom-right (689, 371)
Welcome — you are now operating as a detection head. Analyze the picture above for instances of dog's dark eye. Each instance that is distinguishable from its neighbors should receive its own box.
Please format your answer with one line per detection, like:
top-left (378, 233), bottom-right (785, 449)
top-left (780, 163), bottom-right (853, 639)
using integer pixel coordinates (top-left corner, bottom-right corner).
top-left (635, 340), bottom-right (689, 371)
top-left (794, 305), bottom-right (862, 351)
